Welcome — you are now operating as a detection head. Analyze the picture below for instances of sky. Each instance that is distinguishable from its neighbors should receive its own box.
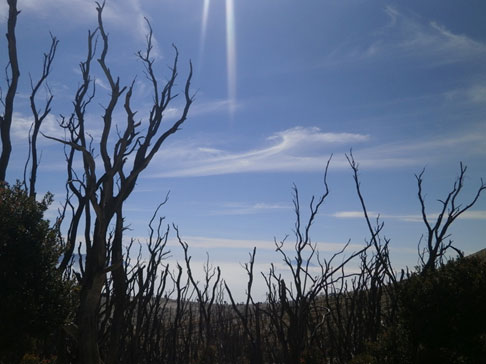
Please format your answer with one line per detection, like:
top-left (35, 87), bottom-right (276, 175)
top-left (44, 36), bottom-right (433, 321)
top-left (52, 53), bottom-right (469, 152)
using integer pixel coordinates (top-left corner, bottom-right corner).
top-left (1, 0), bottom-right (485, 300)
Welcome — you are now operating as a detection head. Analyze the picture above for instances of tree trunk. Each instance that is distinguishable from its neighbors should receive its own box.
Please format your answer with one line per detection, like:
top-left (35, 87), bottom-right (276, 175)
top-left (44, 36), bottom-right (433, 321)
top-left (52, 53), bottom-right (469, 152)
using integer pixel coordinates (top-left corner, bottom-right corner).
top-left (0, 0), bottom-right (20, 182)
top-left (107, 210), bottom-right (127, 364)
top-left (77, 222), bottom-right (108, 364)
top-left (77, 272), bottom-right (105, 364)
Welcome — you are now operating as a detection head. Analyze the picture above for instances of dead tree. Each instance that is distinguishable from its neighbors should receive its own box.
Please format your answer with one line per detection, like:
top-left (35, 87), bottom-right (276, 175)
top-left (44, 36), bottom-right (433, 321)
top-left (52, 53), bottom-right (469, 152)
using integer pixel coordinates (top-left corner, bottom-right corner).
top-left (165, 264), bottom-right (195, 364)
top-left (1, 0), bottom-right (58, 193)
top-left (93, 201), bottom-right (171, 364)
top-left (324, 155), bottom-right (485, 362)
top-left (261, 158), bottom-right (369, 364)
top-left (346, 152), bottom-right (397, 286)
top-left (122, 214), bottom-right (173, 363)
top-left (176, 226), bottom-right (222, 361)
top-left (315, 153), bottom-right (404, 363)
top-left (416, 163), bottom-right (485, 273)
top-left (347, 152), bottom-right (401, 325)
top-left (45, 3), bottom-right (193, 363)
top-left (0, 0), bottom-right (20, 182)
top-left (23, 34), bottom-right (59, 197)
top-left (225, 247), bottom-right (264, 364)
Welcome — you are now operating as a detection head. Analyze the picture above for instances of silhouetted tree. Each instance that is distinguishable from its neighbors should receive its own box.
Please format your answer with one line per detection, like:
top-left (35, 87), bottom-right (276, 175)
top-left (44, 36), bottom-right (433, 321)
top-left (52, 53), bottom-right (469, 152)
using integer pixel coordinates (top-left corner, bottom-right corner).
top-left (43, 3), bottom-right (193, 362)
top-left (256, 159), bottom-right (368, 364)
top-left (23, 34), bottom-right (59, 198)
top-left (416, 163), bottom-right (485, 273)
top-left (0, 0), bottom-right (20, 182)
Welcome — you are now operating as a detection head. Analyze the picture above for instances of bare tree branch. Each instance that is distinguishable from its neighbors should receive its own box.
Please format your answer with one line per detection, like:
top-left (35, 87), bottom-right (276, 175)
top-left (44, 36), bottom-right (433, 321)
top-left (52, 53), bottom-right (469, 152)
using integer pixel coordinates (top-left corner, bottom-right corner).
top-left (0, 0), bottom-right (20, 181)
top-left (416, 163), bottom-right (485, 273)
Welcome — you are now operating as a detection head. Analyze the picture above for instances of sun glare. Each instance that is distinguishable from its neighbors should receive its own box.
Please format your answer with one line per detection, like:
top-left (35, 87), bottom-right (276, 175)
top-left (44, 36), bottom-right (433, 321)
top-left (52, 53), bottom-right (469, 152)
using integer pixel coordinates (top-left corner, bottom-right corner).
top-left (199, 0), bottom-right (211, 67)
top-left (199, 0), bottom-right (237, 120)
top-left (225, 0), bottom-right (237, 119)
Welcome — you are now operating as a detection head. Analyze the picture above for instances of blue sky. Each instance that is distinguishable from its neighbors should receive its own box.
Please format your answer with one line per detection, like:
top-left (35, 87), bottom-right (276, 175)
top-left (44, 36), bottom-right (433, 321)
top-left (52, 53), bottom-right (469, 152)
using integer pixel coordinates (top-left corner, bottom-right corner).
top-left (1, 0), bottom-right (485, 299)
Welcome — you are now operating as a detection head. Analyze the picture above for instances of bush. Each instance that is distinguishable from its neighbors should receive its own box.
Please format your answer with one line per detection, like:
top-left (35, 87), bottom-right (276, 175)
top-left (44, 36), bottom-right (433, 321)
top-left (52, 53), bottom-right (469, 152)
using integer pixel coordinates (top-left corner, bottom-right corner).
top-left (399, 257), bottom-right (486, 364)
top-left (357, 256), bottom-right (486, 364)
top-left (0, 183), bottom-right (73, 363)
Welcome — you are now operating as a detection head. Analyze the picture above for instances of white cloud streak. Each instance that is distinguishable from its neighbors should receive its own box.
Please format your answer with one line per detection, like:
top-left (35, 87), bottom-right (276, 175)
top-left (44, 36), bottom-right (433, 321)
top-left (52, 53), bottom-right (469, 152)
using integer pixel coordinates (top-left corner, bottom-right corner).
top-left (332, 210), bottom-right (486, 222)
top-left (209, 202), bottom-right (291, 215)
top-left (351, 127), bottom-right (486, 168)
top-left (151, 127), bottom-right (369, 177)
top-left (149, 122), bottom-right (485, 178)
top-left (11, 112), bottom-right (64, 143)
top-left (165, 234), bottom-right (362, 252)
top-left (11, 111), bottom-right (103, 145)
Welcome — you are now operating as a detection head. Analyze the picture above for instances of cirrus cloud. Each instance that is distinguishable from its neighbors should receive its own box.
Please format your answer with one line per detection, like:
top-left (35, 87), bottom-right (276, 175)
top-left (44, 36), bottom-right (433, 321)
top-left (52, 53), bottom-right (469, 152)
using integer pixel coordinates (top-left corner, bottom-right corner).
top-left (150, 126), bottom-right (370, 177)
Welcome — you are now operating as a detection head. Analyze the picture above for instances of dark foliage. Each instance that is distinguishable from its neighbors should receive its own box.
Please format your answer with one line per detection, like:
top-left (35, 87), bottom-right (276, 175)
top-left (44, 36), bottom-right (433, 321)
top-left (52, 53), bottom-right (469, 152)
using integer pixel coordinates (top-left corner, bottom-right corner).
top-left (355, 256), bottom-right (486, 364)
top-left (400, 257), bottom-right (486, 364)
top-left (0, 183), bottom-right (73, 363)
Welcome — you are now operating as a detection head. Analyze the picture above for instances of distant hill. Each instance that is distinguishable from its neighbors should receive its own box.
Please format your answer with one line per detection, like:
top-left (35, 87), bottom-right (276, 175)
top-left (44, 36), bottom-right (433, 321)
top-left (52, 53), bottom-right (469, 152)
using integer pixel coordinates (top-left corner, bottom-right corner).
top-left (468, 248), bottom-right (486, 261)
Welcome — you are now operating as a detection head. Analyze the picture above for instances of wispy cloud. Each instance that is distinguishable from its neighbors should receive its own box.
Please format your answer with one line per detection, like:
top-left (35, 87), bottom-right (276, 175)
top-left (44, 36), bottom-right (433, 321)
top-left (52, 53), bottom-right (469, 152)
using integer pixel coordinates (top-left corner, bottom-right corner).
top-left (459, 211), bottom-right (486, 220)
top-left (209, 202), bottom-right (291, 215)
top-left (468, 85), bottom-right (486, 104)
top-left (324, 5), bottom-right (486, 67)
top-left (422, 21), bottom-right (486, 63)
top-left (140, 99), bottom-right (238, 124)
top-left (332, 210), bottom-right (486, 222)
top-left (192, 99), bottom-right (240, 116)
top-left (11, 111), bottom-right (103, 145)
top-left (444, 84), bottom-right (486, 105)
top-left (104, 0), bottom-right (162, 58)
top-left (11, 112), bottom-right (64, 143)
top-left (151, 127), bottom-right (369, 177)
top-left (345, 125), bottom-right (486, 169)
top-left (1, 0), bottom-right (97, 26)
top-left (94, 78), bottom-right (111, 91)
top-left (149, 122), bottom-right (485, 178)
top-left (164, 234), bottom-right (361, 252)
top-left (332, 211), bottom-right (425, 223)
top-left (1, 0), bottom-right (159, 54)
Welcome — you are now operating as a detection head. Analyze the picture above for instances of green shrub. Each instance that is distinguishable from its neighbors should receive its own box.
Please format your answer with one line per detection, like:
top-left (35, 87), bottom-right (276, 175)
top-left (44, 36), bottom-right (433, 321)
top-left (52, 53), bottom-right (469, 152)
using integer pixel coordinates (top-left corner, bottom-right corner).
top-left (0, 183), bottom-right (73, 363)
top-left (358, 256), bottom-right (486, 364)
top-left (399, 257), bottom-right (486, 363)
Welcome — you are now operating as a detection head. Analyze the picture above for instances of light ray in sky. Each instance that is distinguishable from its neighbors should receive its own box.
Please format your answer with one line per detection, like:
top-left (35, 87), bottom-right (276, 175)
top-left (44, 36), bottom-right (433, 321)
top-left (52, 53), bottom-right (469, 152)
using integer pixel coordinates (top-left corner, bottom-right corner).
top-left (225, 0), bottom-right (237, 119)
top-left (198, 0), bottom-right (211, 69)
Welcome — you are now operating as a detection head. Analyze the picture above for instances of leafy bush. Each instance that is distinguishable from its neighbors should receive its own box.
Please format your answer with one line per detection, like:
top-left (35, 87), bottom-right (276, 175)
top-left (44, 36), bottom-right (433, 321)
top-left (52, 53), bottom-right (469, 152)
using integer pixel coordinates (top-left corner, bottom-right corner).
top-left (0, 183), bottom-right (73, 363)
top-left (400, 257), bottom-right (486, 363)
top-left (355, 256), bottom-right (486, 364)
